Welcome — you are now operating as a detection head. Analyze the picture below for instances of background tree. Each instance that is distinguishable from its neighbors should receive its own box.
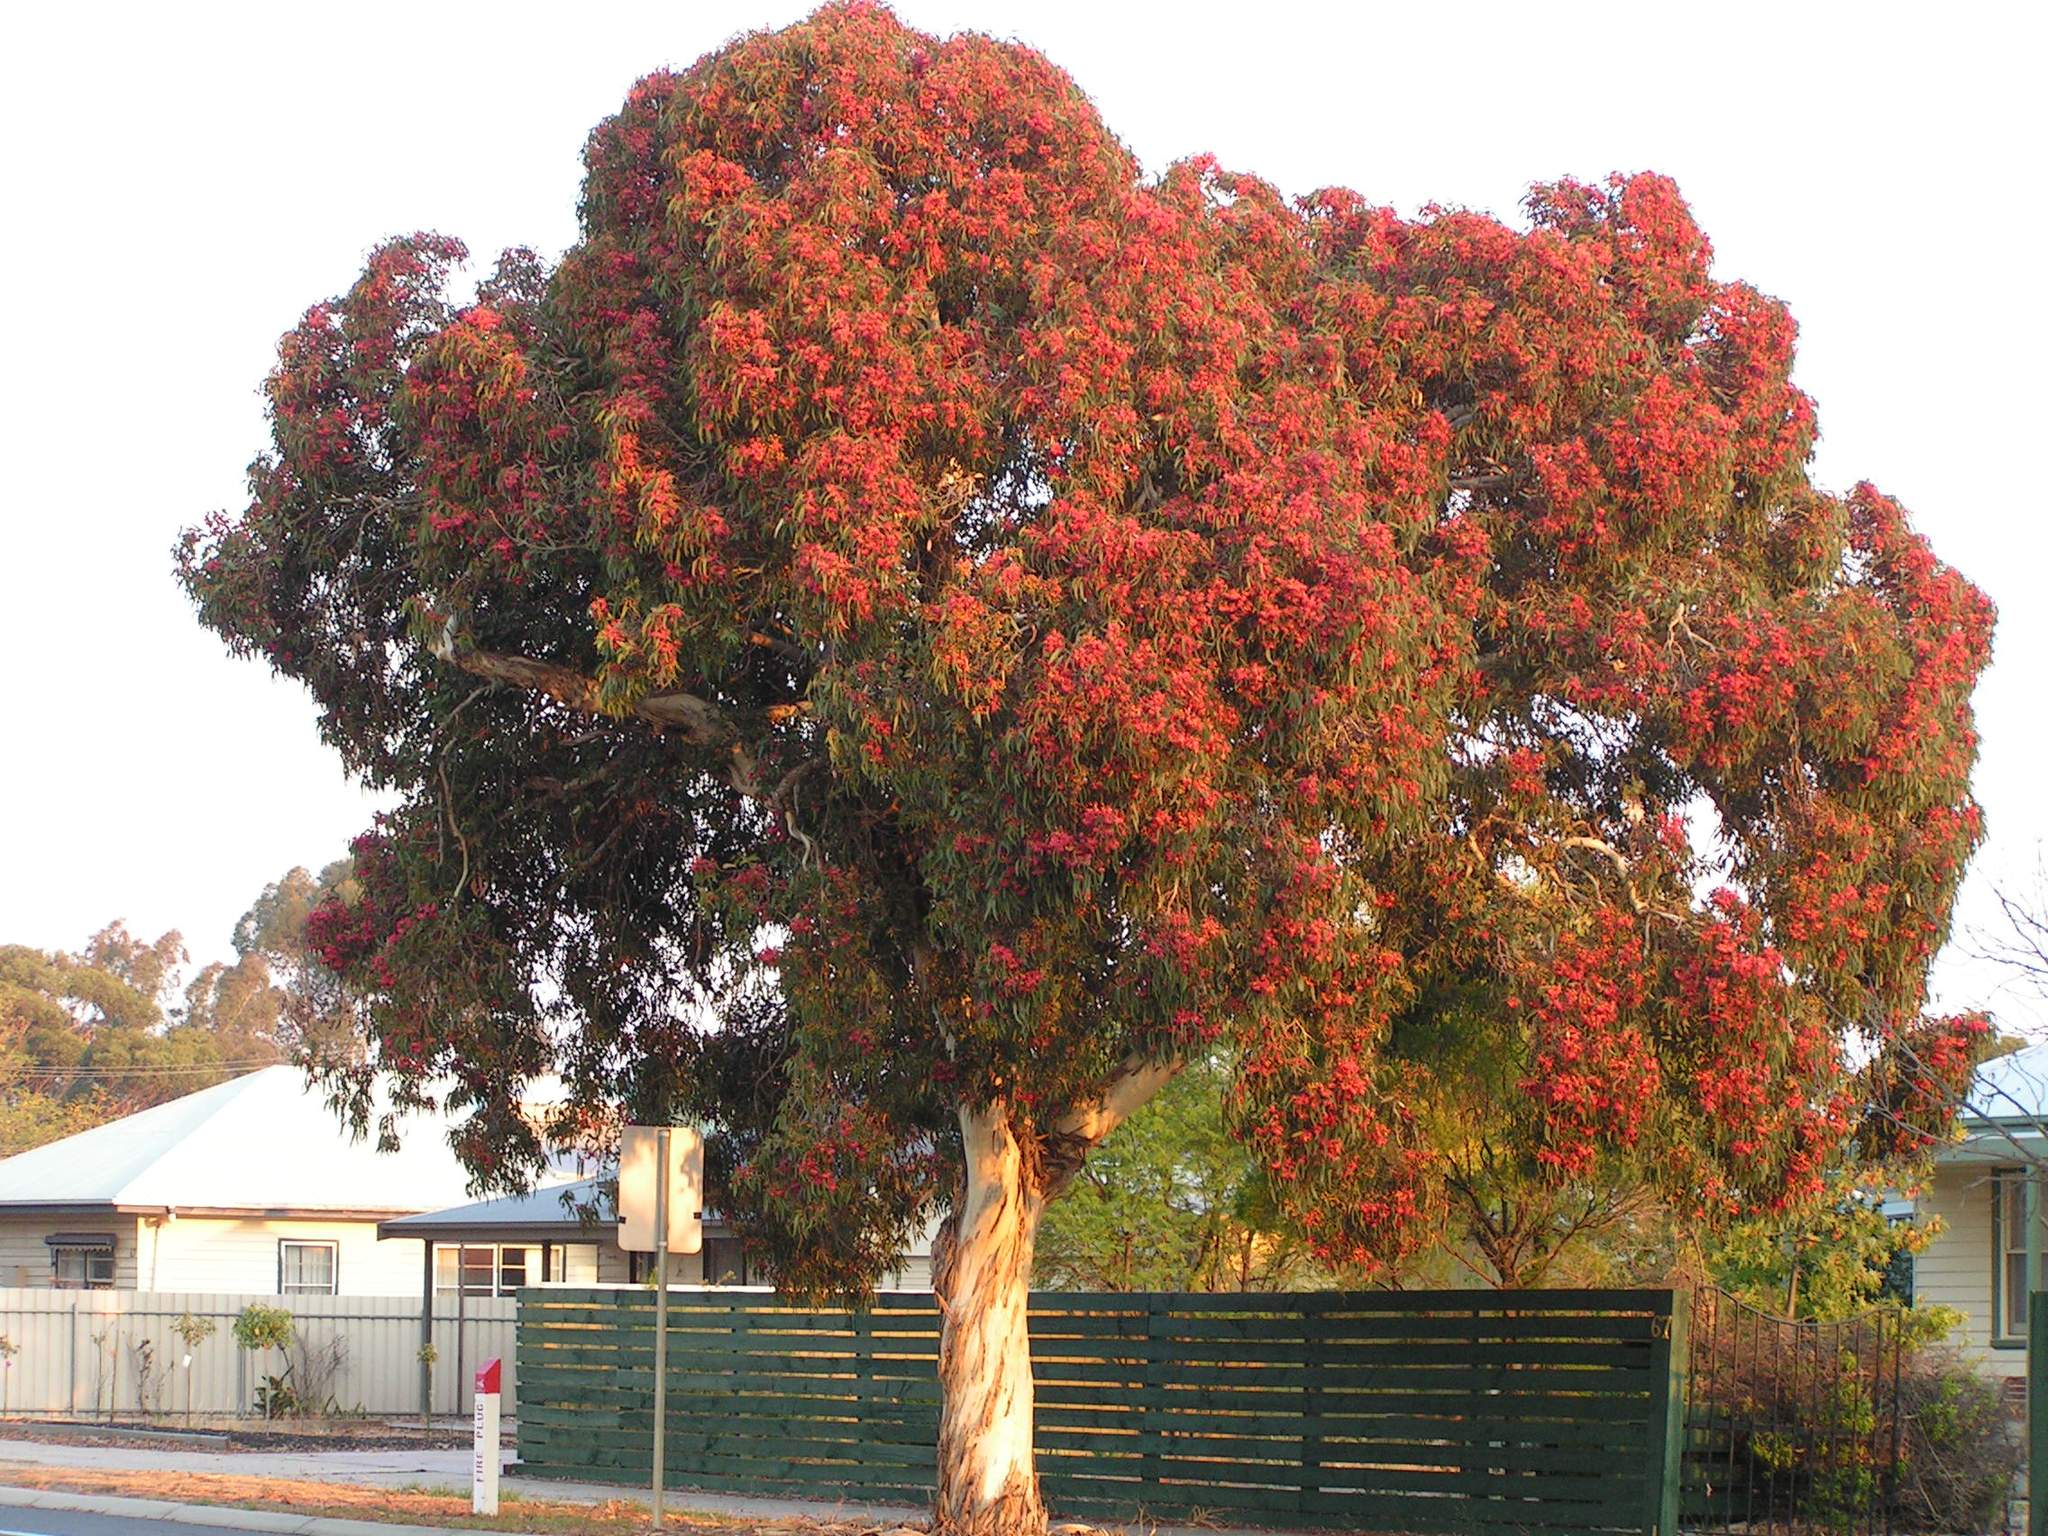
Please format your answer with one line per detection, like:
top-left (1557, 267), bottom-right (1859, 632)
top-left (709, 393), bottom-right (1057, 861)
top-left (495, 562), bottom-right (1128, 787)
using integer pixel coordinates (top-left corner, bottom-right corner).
top-left (176, 7), bottom-right (1990, 1531)
top-left (0, 1015), bottom-right (109, 1156)
top-left (1035, 1054), bottom-right (1323, 1292)
top-left (0, 867), bottom-right (355, 1152)
top-left (185, 859), bottom-right (362, 1063)
top-left (0, 925), bottom-right (226, 1116)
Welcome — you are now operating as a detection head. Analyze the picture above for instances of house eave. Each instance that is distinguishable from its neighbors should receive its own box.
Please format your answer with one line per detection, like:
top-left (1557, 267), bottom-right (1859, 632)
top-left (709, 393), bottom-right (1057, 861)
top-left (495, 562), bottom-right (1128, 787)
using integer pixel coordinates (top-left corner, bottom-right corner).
top-left (376, 1217), bottom-right (733, 1244)
top-left (0, 1201), bottom-right (442, 1223)
top-left (1939, 1126), bottom-right (2048, 1164)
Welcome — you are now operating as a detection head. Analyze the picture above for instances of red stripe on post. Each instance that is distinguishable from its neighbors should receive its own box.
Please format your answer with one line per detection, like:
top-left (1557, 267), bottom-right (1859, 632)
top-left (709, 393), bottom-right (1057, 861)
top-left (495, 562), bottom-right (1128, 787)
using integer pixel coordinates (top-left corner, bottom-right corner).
top-left (476, 1357), bottom-right (501, 1396)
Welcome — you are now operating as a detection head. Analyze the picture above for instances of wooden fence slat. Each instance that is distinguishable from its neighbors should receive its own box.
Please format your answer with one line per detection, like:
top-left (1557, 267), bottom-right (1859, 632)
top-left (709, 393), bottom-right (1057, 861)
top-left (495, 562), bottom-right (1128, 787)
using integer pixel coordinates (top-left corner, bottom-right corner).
top-left (516, 1286), bottom-right (1679, 1531)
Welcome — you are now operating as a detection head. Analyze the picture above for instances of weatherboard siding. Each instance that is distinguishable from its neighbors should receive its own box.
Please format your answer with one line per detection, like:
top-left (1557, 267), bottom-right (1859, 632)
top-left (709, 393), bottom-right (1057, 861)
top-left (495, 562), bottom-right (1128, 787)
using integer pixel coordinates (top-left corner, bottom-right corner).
top-left (146, 1216), bottom-right (425, 1296)
top-left (0, 1215), bottom-right (425, 1296)
top-left (0, 1215), bottom-right (140, 1290)
top-left (1915, 1160), bottom-right (2021, 1378)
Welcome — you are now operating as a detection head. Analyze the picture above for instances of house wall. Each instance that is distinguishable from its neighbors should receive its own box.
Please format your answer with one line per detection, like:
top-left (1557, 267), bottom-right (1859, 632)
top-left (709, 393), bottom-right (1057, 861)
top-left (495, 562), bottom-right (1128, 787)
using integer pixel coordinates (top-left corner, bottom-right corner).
top-left (595, 1244), bottom-right (704, 1285)
top-left (0, 1216), bottom-right (141, 1290)
top-left (1915, 1160), bottom-right (2024, 1379)
top-left (886, 1252), bottom-right (933, 1290)
top-left (144, 1217), bottom-right (427, 1297)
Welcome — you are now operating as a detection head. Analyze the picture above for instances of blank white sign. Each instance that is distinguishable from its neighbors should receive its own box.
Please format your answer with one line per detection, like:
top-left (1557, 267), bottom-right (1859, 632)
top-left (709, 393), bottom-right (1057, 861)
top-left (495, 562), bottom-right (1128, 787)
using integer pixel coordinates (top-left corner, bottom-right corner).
top-left (617, 1124), bottom-right (705, 1254)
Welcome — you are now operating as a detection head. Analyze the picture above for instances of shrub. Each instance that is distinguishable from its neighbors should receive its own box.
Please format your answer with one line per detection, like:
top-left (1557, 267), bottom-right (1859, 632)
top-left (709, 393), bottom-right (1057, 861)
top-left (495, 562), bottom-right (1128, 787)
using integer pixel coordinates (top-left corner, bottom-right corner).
top-left (231, 1303), bottom-right (293, 1354)
top-left (1891, 1348), bottom-right (2020, 1532)
top-left (1689, 1332), bottom-right (2018, 1532)
top-left (232, 1303), bottom-right (295, 1418)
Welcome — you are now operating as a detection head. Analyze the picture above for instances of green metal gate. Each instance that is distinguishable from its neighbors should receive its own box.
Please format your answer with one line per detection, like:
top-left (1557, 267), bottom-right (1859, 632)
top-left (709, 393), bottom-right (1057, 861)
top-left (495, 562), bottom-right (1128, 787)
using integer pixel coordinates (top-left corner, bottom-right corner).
top-left (1683, 1286), bottom-right (1905, 1535)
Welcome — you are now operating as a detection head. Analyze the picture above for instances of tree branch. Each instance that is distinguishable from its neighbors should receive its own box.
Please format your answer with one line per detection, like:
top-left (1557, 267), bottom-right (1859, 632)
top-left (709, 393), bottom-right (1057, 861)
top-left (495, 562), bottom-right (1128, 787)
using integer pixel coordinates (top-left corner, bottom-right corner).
top-left (436, 643), bottom-right (741, 747)
top-left (1055, 1056), bottom-right (1183, 1147)
top-left (425, 617), bottom-right (806, 800)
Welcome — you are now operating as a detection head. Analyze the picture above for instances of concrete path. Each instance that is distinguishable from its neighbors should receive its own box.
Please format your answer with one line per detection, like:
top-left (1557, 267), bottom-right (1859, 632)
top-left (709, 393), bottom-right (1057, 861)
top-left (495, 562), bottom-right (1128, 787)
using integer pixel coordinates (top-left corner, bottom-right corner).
top-left (0, 1445), bottom-right (468, 1489)
top-left (0, 1442), bottom-right (927, 1527)
top-left (0, 1440), bottom-right (1249, 1536)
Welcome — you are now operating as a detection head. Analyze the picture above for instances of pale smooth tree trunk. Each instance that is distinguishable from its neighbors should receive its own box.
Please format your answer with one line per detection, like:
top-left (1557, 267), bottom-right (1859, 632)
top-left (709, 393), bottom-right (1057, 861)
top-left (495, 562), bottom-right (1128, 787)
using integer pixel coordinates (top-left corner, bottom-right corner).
top-left (933, 1102), bottom-right (1048, 1536)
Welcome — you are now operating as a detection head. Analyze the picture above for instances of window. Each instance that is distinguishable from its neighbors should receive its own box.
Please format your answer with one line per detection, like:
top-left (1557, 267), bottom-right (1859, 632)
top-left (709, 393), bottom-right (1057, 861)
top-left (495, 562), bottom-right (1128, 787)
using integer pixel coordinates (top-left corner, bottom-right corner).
top-left (540, 1243), bottom-right (598, 1285)
top-left (50, 1241), bottom-right (114, 1290)
top-left (701, 1236), bottom-right (749, 1287)
top-left (1997, 1170), bottom-right (2045, 1339)
top-left (627, 1249), bottom-right (681, 1286)
top-left (280, 1241), bottom-right (338, 1296)
top-left (433, 1243), bottom-right (542, 1298)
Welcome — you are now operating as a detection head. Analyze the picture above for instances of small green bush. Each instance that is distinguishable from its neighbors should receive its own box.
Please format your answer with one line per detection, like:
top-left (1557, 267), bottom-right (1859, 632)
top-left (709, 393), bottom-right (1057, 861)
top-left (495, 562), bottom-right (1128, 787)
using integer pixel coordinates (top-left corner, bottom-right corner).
top-left (231, 1303), bottom-right (293, 1354)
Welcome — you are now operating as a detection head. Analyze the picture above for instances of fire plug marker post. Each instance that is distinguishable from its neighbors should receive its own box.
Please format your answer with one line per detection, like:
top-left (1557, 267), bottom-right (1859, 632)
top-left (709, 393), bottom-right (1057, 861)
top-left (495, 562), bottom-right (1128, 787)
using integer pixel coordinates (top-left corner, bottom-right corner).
top-left (472, 1357), bottom-right (502, 1515)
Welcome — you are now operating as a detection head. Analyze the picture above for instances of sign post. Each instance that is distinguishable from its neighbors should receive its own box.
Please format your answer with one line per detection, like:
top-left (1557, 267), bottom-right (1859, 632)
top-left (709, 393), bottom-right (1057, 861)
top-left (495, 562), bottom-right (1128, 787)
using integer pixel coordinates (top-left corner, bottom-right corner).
top-left (619, 1125), bottom-right (704, 1531)
top-left (471, 1357), bottom-right (501, 1516)
top-left (652, 1128), bottom-right (669, 1528)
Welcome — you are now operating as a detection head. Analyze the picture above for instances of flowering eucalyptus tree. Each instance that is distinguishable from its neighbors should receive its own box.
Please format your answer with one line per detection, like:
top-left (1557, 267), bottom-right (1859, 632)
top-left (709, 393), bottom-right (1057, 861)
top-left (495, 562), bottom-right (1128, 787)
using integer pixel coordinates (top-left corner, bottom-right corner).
top-left (180, 6), bottom-right (1990, 1530)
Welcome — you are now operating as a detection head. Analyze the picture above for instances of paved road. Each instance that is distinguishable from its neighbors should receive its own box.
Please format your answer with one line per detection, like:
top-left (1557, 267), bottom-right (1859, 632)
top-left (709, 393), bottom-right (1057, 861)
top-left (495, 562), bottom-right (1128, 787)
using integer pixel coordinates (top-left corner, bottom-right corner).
top-left (0, 1511), bottom-right (255, 1536)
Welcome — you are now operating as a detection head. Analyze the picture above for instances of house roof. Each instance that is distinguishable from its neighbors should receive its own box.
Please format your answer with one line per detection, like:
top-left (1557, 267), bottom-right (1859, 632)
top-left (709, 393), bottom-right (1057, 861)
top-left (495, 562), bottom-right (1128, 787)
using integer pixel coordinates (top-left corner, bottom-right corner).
top-left (377, 1175), bottom-right (621, 1242)
top-left (0, 1066), bottom-right (496, 1216)
top-left (1966, 1042), bottom-right (2048, 1124)
top-left (1937, 1042), bottom-right (2048, 1165)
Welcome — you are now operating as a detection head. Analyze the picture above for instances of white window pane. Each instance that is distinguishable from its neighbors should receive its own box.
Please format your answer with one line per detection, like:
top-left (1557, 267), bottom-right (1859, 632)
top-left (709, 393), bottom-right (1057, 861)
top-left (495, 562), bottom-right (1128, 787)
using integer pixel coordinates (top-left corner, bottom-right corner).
top-left (282, 1242), bottom-right (336, 1294)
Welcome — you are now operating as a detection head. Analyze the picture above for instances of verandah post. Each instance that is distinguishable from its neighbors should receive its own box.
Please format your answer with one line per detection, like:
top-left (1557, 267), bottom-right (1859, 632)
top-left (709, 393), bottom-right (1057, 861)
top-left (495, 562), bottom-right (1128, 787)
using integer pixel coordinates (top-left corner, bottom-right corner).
top-left (419, 1242), bottom-right (434, 1422)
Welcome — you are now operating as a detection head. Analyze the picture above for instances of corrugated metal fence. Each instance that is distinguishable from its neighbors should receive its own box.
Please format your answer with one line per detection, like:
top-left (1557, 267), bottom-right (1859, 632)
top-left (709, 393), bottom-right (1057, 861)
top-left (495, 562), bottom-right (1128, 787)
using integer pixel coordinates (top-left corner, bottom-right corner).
top-left (519, 1287), bottom-right (1684, 1533)
top-left (0, 1288), bottom-right (515, 1418)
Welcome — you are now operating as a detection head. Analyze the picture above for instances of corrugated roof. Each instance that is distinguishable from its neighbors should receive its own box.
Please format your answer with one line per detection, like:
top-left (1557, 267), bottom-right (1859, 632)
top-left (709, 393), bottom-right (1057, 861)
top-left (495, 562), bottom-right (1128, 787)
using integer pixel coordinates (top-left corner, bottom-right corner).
top-left (0, 1066), bottom-right (496, 1214)
top-left (1965, 1041), bottom-right (2048, 1124)
top-left (380, 1175), bottom-right (615, 1232)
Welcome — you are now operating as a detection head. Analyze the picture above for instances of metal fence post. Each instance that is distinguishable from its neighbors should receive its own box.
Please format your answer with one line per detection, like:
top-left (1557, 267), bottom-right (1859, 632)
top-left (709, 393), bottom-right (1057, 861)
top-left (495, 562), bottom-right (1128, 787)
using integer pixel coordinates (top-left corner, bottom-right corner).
top-left (1645, 1290), bottom-right (1687, 1536)
top-left (2030, 1291), bottom-right (2047, 1536)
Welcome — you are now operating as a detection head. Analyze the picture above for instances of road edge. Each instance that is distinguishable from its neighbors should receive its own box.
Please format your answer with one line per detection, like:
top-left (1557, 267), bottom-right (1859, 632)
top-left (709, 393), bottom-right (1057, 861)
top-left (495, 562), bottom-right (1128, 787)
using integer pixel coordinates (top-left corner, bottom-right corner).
top-left (0, 1481), bottom-right (504, 1536)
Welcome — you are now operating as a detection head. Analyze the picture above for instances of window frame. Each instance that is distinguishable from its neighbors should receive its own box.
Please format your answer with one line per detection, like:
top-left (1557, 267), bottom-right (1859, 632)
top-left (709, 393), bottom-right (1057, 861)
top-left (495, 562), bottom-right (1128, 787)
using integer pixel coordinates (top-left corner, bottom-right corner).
top-left (700, 1235), bottom-right (749, 1287)
top-left (278, 1239), bottom-right (340, 1297)
top-left (432, 1242), bottom-right (540, 1299)
top-left (1992, 1168), bottom-right (2042, 1345)
top-left (50, 1244), bottom-right (114, 1290)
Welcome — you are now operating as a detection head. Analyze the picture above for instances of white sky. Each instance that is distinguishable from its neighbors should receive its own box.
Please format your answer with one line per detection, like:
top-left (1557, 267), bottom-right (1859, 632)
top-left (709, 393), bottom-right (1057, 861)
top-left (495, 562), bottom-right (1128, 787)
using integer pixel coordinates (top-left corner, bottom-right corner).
top-left (1, 2), bottom-right (2041, 1027)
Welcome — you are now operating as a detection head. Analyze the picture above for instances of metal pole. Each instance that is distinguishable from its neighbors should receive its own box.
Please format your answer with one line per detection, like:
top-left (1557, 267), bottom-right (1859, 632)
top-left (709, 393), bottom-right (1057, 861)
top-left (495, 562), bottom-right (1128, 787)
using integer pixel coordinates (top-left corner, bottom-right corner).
top-left (455, 1263), bottom-right (466, 1418)
top-left (420, 1243), bottom-right (435, 1424)
top-left (652, 1127), bottom-right (670, 1529)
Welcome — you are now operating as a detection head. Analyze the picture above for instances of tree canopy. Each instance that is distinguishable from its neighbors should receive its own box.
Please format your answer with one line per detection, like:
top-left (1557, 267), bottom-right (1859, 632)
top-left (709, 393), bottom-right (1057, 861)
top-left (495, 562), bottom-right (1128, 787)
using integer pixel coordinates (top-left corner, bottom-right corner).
top-left (176, 5), bottom-right (1990, 1526)
top-left (180, 0), bottom-right (1989, 1279)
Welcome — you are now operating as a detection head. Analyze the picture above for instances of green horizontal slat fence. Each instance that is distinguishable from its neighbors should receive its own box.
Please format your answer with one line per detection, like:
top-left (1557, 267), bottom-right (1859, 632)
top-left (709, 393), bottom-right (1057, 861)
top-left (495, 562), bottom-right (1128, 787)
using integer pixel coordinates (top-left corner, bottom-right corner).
top-left (516, 1287), bottom-right (1680, 1533)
